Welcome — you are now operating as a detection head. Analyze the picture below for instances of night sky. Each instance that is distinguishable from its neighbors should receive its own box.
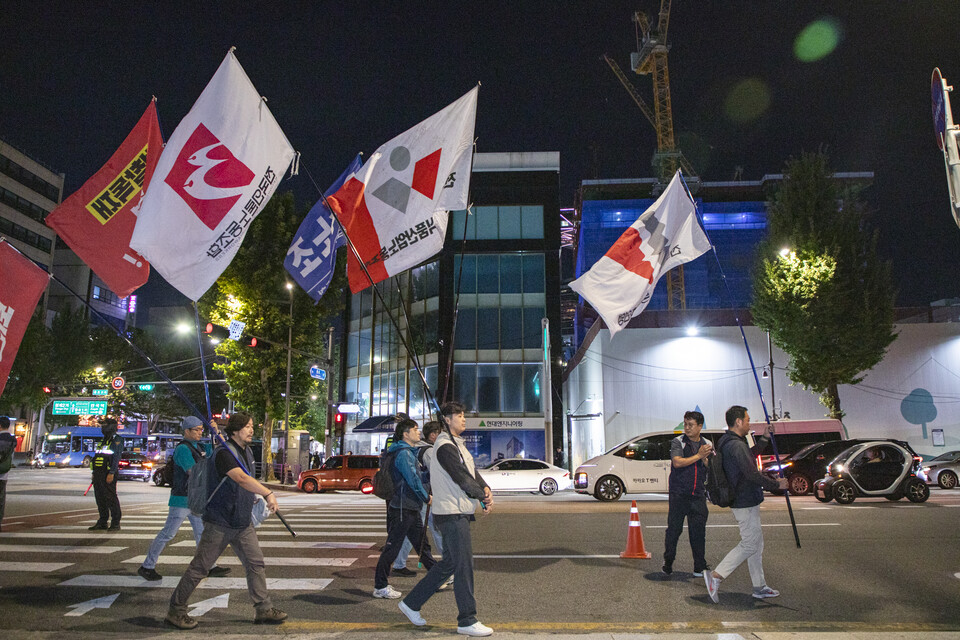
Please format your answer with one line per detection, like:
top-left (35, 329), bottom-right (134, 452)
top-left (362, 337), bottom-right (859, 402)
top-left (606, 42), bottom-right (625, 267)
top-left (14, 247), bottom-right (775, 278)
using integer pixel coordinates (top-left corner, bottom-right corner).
top-left (3, 2), bottom-right (960, 309)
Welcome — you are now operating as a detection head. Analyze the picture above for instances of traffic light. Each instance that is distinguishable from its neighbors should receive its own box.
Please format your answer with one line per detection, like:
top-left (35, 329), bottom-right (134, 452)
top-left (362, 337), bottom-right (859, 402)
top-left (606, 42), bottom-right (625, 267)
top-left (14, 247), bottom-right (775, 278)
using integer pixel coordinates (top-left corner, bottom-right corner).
top-left (204, 323), bottom-right (230, 342)
top-left (43, 386), bottom-right (52, 394)
top-left (333, 412), bottom-right (344, 436)
top-left (239, 335), bottom-right (258, 347)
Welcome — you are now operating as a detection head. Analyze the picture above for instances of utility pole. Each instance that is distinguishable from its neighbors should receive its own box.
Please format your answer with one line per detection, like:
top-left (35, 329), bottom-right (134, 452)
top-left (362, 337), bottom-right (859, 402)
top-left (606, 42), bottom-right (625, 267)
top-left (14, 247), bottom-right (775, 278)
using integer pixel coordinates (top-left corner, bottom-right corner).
top-left (767, 331), bottom-right (777, 421)
top-left (282, 283), bottom-right (294, 484)
top-left (324, 325), bottom-right (335, 457)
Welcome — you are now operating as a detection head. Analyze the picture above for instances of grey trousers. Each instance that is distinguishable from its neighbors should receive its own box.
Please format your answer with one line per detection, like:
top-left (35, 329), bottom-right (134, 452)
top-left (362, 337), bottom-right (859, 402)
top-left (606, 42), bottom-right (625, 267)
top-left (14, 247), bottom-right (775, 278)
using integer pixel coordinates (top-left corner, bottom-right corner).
top-left (169, 521), bottom-right (272, 614)
top-left (402, 513), bottom-right (478, 627)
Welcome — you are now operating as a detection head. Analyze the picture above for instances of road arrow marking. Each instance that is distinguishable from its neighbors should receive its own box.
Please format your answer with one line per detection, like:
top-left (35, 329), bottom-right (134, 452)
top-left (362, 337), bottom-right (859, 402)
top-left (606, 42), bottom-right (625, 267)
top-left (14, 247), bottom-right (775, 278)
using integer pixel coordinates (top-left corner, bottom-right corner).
top-left (65, 593), bottom-right (119, 616)
top-left (188, 593), bottom-right (229, 617)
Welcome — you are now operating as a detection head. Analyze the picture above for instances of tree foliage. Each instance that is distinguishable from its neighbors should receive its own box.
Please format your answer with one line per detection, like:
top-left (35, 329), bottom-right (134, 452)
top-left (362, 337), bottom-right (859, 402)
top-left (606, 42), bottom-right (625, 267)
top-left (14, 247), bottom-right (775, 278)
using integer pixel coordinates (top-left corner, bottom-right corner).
top-left (198, 191), bottom-right (344, 476)
top-left (752, 152), bottom-right (897, 419)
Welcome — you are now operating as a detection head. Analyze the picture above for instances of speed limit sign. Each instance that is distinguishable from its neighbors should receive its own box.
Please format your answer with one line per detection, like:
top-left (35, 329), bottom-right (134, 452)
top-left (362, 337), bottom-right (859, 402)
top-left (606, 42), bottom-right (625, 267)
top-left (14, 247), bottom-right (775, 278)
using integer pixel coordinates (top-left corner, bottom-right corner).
top-left (111, 376), bottom-right (126, 391)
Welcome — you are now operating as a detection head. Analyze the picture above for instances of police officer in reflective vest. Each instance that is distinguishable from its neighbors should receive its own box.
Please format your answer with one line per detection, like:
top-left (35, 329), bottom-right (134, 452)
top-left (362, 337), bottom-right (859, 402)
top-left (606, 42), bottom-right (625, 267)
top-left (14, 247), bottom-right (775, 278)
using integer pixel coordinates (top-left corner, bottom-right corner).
top-left (88, 417), bottom-right (123, 531)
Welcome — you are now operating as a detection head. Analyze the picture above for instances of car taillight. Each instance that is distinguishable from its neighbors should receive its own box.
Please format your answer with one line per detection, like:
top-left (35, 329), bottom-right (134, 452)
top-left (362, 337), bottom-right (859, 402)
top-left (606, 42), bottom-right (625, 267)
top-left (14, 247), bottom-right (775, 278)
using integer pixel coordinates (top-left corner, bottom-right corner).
top-left (143, 462), bottom-right (153, 468)
top-left (118, 461), bottom-right (129, 467)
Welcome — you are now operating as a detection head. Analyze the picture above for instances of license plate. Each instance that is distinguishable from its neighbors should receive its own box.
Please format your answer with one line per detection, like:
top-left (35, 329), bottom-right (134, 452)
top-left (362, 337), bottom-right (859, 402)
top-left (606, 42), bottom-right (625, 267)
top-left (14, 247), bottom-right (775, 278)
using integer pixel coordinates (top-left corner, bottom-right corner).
top-left (48, 462), bottom-right (56, 466)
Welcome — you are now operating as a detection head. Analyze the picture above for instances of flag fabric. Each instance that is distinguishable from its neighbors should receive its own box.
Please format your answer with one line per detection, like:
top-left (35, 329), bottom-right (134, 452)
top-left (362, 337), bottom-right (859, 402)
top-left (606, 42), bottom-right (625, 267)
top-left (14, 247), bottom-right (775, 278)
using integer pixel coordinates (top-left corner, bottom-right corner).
top-left (45, 101), bottom-right (163, 298)
top-left (284, 154), bottom-right (363, 302)
top-left (0, 240), bottom-right (50, 397)
top-left (326, 86), bottom-right (477, 293)
top-left (129, 50), bottom-right (296, 301)
top-left (569, 171), bottom-right (711, 337)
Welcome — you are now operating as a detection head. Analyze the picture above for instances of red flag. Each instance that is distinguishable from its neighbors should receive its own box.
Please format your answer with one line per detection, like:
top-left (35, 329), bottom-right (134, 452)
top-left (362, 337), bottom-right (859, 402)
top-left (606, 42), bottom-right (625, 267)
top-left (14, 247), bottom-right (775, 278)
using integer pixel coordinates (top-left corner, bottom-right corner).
top-left (0, 241), bottom-right (50, 397)
top-left (46, 101), bottom-right (164, 297)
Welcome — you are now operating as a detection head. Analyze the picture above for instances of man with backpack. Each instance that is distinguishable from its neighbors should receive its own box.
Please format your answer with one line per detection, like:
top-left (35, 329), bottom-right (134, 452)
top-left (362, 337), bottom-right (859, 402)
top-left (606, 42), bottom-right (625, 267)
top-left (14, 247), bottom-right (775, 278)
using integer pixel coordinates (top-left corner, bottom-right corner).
top-left (166, 412), bottom-right (285, 629)
top-left (0, 416), bottom-right (16, 532)
top-left (138, 416), bottom-right (230, 581)
top-left (662, 410), bottom-right (713, 577)
top-left (373, 415), bottom-right (436, 599)
top-left (703, 406), bottom-right (787, 604)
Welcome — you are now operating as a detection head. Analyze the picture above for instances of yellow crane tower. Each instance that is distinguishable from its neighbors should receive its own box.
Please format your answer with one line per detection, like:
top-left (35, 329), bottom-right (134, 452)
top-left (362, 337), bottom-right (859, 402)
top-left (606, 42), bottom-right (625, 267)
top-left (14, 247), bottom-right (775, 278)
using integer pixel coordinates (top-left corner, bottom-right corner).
top-left (603, 0), bottom-right (696, 310)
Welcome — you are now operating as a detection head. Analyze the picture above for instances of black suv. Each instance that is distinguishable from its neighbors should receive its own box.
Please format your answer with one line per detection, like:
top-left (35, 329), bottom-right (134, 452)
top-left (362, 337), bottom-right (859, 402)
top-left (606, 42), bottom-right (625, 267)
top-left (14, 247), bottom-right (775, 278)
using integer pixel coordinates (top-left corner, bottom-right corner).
top-left (762, 439), bottom-right (882, 496)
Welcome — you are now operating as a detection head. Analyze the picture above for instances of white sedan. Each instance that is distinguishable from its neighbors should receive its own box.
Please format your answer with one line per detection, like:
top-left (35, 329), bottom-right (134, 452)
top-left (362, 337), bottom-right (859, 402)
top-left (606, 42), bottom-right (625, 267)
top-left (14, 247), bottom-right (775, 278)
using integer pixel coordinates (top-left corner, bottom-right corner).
top-left (478, 458), bottom-right (572, 495)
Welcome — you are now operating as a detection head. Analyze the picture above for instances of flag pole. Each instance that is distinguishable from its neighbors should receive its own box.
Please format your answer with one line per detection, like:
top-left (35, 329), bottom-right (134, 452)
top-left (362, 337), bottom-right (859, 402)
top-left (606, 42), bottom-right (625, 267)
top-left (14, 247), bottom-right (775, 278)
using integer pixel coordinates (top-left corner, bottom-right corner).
top-left (300, 164), bottom-right (443, 420)
top-left (192, 301), bottom-right (213, 423)
top-left (677, 171), bottom-right (801, 549)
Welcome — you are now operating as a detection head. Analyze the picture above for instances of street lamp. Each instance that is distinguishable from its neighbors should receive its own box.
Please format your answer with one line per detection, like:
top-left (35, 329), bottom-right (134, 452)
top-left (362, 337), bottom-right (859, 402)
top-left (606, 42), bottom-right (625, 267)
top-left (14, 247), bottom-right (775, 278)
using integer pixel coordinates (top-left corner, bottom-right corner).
top-left (282, 282), bottom-right (294, 484)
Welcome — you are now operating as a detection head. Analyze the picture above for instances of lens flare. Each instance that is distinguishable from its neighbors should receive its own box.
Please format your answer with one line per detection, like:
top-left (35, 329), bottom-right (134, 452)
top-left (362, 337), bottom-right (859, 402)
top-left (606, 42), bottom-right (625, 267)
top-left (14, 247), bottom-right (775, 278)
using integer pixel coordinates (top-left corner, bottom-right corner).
top-left (794, 18), bottom-right (842, 62)
top-left (724, 78), bottom-right (771, 124)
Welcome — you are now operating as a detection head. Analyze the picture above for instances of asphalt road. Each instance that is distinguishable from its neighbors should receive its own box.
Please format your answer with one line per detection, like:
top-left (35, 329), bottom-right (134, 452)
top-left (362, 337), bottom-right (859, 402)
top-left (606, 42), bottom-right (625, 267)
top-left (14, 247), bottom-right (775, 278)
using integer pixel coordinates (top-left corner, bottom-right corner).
top-left (1, 467), bottom-right (959, 638)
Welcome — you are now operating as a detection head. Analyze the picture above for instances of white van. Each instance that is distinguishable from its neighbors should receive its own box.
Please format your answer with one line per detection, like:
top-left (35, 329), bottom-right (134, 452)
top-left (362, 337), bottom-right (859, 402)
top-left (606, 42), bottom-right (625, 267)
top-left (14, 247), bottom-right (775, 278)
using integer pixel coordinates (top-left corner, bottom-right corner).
top-left (573, 429), bottom-right (754, 501)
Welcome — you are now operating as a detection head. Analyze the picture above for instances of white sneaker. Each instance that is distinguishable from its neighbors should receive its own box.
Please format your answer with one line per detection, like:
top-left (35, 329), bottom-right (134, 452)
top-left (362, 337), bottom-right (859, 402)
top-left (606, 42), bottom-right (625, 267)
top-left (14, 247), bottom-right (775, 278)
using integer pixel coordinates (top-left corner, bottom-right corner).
top-left (703, 571), bottom-right (720, 604)
top-left (373, 585), bottom-right (401, 599)
top-left (753, 586), bottom-right (780, 599)
top-left (457, 622), bottom-right (494, 636)
top-left (398, 600), bottom-right (426, 626)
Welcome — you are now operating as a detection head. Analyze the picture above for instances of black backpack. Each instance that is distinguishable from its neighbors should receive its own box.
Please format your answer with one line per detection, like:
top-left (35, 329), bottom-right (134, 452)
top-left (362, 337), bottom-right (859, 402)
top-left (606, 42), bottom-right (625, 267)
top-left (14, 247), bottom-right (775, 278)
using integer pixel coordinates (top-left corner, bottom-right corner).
top-left (372, 450), bottom-right (398, 500)
top-left (705, 434), bottom-right (737, 507)
top-left (160, 440), bottom-right (202, 487)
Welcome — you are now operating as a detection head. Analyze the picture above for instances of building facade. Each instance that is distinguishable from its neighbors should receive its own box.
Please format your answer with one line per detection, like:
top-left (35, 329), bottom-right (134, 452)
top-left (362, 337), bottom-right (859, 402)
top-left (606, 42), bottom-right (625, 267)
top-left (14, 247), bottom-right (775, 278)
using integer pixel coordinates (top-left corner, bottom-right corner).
top-left (339, 152), bottom-right (564, 465)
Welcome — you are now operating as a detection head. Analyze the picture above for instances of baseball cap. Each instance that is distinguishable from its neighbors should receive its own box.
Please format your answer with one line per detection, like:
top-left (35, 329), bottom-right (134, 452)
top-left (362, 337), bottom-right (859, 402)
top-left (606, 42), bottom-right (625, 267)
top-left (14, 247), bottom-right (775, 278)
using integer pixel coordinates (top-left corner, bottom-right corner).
top-left (181, 416), bottom-right (204, 432)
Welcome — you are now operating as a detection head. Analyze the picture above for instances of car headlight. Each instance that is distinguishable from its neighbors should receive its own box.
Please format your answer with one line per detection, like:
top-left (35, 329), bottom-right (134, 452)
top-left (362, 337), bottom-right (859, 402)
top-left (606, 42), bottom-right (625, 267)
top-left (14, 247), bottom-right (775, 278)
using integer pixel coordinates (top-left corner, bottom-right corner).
top-left (922, 467), bottom-right (931, 474)
top-left (832, 464), bottom-right (844, 474)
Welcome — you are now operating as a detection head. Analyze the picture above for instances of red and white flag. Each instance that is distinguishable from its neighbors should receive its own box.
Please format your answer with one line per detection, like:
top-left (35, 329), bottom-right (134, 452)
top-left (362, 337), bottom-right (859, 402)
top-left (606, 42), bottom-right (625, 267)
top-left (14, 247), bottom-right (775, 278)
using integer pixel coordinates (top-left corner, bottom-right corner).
top-left (45, 101), bottom-right (163, 298)
top-left (569, 171), bottom-right (711, 337)
top-left (130, 50), bottom-right (295, 301)
top-left (0, 240), bottom-right (50, 397)
top-left (327, 87), bottom-right (477, 293)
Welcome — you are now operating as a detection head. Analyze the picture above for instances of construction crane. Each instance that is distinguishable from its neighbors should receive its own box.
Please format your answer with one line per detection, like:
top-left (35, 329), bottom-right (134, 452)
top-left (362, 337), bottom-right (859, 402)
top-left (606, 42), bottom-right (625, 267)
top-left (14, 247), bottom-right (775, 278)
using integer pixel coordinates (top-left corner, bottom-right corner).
top-left (603, 1), bottom-right (696, 310)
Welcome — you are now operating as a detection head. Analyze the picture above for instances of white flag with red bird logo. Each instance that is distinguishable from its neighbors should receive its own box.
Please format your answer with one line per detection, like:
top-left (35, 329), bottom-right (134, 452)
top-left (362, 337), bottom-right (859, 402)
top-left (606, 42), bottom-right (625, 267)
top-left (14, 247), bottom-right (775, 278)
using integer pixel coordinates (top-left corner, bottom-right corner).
top-left (326, 86), bottom-right (477, 293)
top-left (130, 49), bottom-right (295, 301)
top-left (569, 171), bottom-right (711, 337)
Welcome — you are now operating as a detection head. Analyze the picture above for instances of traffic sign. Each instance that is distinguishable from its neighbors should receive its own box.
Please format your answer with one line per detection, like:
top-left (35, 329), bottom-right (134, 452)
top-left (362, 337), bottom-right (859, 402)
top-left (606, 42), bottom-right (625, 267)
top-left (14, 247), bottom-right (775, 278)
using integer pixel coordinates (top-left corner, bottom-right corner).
top-left (110, 377), bottom-right (125, 391)
top-left (337, 403), bottom-right (361, 414)
top-left (91, 389), bottom-right (108, 396)
top-left (52, 400), bottom-right (108, 416)
top-left (137, 384), bottom-right (154, 392)
top-left (309, 366), bottom-right (327, 381)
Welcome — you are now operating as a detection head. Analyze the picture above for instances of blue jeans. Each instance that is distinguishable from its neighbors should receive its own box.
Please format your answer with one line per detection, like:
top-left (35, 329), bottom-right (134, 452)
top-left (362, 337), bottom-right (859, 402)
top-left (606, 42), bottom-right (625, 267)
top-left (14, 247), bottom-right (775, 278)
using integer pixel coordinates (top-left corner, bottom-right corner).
top-left (393, 504), bottom-right (443, 568)
top-left (143, 506), bottom-right (204, 569)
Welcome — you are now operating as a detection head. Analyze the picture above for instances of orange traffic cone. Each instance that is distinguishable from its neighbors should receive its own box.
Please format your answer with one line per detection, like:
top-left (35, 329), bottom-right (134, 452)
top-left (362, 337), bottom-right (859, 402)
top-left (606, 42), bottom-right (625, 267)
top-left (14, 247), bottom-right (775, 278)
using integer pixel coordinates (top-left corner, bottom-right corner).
top-left (620, 500), bottom-right (652, 558)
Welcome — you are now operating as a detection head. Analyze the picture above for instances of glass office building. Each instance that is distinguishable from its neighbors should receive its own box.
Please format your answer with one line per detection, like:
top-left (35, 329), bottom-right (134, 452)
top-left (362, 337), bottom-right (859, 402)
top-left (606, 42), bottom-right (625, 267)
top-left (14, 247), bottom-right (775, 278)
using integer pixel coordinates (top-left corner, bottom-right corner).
top-left (340, 152), bottom-right (563, 458)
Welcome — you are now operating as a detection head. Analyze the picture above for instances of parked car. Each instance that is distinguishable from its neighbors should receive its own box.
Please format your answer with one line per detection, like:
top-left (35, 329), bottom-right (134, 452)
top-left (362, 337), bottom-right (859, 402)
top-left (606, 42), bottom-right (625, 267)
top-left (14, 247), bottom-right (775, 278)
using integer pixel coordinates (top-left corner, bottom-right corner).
top-left (755, 418), bottom-right (846, 467)
top-left (478, 458), bottom-right (571, 495)
top-left (922, 450), bottom-right (960, 489)
top-left (813, 440), bottom-right (928, 504)
top-left (574, 429), bottom-right (754, 501)
top-left (117, 452), bottom-right (154, 482)
top-left (761, 439), bottom-right (876, 496)
top-left (297, 454), bottom-right (379, 493)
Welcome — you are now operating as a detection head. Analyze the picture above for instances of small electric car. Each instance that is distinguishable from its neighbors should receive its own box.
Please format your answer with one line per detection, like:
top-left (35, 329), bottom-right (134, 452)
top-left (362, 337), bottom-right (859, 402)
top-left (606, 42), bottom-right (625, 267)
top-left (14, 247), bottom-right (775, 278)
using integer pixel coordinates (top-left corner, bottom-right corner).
top-left (814, 440), bottom-right (928, 504)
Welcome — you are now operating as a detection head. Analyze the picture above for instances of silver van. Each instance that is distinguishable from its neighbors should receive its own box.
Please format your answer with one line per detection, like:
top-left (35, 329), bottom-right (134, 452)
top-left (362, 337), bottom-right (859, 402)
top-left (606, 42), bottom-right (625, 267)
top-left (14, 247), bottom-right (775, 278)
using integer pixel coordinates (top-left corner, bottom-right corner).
top-left (574, 429), bottom-right (752, 501)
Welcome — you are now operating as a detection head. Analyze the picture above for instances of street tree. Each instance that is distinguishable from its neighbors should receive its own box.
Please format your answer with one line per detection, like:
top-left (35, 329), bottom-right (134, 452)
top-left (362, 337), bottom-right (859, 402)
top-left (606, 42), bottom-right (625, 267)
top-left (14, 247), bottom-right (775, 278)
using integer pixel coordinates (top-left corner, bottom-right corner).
top-left (752, 151), bottom-right (897, 419)
top-left (199, 191), bottom-right (345, 480)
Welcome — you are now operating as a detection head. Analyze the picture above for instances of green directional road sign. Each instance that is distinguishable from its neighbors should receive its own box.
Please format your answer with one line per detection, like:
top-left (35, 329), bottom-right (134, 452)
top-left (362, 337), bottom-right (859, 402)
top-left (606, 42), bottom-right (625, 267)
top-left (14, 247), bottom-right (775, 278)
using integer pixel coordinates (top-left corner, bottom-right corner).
top-left (52, 400), bottom-right (108, 416)
top-left (137, 384), bottom-right (154, 391)
top-left (91, 389), bottom-right (108, 396)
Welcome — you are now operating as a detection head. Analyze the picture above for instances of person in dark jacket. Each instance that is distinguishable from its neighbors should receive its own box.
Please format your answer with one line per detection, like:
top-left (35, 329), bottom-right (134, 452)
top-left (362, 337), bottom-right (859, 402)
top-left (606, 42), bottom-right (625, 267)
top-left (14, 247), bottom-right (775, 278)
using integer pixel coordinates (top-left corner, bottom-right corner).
top-left (138, 417), bottom-right (230, 581)
top-left (373, 416), bottom-right (435, 598)
top-left (703, 406), bottom-right (787, 604)
top-left (166, 413), bottom-right (286, 630)
top-left (662, 410), bottom-right (713, 576)
top-left (88, 417), bottom-right (123, 531)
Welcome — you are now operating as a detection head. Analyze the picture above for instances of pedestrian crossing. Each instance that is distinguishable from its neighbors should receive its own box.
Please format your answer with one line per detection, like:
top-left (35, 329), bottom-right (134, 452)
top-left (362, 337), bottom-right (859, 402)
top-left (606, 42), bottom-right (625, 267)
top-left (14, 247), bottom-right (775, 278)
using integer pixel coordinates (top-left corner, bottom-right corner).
top-left (0, 496), bottom-right (388, 612)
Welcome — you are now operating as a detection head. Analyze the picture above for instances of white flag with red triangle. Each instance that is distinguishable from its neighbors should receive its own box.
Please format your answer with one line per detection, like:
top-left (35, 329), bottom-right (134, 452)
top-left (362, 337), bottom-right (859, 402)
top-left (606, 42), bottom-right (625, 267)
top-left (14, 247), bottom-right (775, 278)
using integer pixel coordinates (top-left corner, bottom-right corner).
top-left (326, 87), bottom-right (477, 293)
top-left (569, 171), bottom-right (711, 337)
top-left (130, 49), bottom-right (295, 301)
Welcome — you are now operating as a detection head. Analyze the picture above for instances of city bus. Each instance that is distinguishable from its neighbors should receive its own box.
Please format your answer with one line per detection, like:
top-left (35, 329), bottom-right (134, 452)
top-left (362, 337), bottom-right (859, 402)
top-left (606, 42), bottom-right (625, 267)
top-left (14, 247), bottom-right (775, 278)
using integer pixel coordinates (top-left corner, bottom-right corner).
top-left (35, 427), bottom-right (181, 468)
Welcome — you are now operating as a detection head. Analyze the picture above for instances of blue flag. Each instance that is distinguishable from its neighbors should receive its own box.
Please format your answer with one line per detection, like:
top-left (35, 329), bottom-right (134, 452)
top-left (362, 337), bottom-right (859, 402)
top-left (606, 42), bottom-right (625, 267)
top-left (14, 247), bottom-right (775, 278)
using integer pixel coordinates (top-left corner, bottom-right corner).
top-left (285, 155), bottom-right (363, 301)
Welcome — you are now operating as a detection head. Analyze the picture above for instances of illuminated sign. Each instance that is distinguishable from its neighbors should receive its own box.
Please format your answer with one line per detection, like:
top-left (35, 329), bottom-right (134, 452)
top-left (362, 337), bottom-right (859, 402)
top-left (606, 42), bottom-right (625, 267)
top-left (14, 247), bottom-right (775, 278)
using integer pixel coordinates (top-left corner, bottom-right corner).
top-left (137, 384), bottom-right (154, 391)
top-left (91, 389), bottom-right (108, 396)
top-left (52, 400), bottom-right (108, 416)
top-left (127, 295), bottom-right (137, 314)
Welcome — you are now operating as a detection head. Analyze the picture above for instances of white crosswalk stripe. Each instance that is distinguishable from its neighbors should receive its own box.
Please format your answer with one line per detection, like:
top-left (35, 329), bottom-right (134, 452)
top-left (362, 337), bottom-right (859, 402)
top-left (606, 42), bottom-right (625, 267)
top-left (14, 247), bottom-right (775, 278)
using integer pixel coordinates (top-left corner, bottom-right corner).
top-left (0, 544), bottom-right (126, 554)
top-left (122, 554), bottom-right (356, 566)
top-left (0, 561), bottom-right (73, 572)
top-left (58, 575), bottom-right (333, 590)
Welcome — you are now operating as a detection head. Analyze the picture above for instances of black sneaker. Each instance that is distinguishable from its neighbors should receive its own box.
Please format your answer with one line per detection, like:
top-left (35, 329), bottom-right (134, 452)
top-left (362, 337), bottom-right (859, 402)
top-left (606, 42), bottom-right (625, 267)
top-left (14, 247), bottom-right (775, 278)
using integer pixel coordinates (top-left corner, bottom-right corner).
top-left (254, 608), bottom-right (288, 624)
top-left (208, 566), bottom-right (231, 577)
top-left (108, 523), bottom-right (121, 531)
top-left (88, 523), bottom-right (108, 531)
top-left (392, 567), bottom-right (417, 577)
top-left (661, 563), bottom-right (673, 575)
top-left (138, 566), bottom-right (162, 581)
